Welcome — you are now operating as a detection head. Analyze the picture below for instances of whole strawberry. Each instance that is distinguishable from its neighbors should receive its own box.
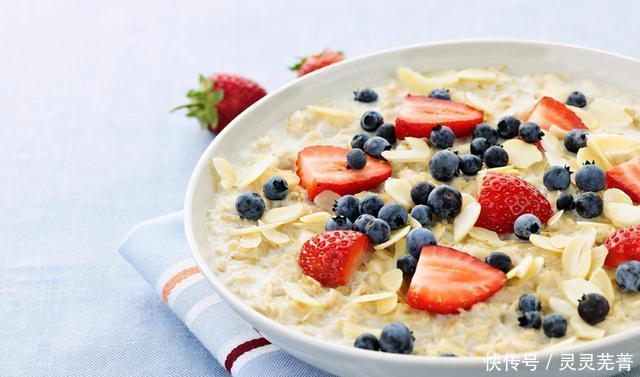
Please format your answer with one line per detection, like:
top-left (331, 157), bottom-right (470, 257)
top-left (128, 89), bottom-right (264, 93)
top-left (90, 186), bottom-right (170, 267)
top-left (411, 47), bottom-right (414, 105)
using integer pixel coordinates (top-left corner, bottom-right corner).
top-left (290, 50), bottom-right (344, 77)
top-left (172, 74), bottom-right (266, 134)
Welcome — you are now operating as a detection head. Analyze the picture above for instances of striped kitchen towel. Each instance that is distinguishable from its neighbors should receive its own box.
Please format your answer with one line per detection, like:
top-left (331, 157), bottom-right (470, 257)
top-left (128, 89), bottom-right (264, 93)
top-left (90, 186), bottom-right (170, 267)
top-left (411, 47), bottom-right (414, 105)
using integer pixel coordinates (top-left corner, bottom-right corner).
top-left (119, 212), bottom-right (333, 377)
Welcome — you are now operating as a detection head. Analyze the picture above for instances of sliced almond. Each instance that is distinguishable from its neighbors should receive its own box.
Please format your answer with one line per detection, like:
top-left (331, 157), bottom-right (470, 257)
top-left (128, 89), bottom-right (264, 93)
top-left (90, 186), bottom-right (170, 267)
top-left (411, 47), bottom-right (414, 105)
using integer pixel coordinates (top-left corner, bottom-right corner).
top-left (457, 69), bottom-right (497, 82)
top-left (261, 227), bottom-right (290, 245)
top-left (570, 315), bottom-right (605, 340)
top-left (284, 283), bottom-right (319, 306)
top-left (465, 92), bottom-right (493, 114)
top-left (374, 226), bottom-right (411, 250)
top-left (394, 238), bottom-right (407, 261)
top-left (384, 179), bottom-right (413, 207)
top-left (211, 157), bottom-right (237, 189)
top-left (408, 215), bottom-right (422, 229)
top-left (263, 203), bottom-right (306, 224)
top-left (299, 212), bottom-right (332, 224)
top-left (342, 323), bottom-right (382, 339)
top-left (468, 227), bottom-right (502, 244)
top-left (229, 221), bottom-right (284, 236)
top-left (380, 269), bottom-right (403, 292)
top-left (405, 137), bottom-right (430, 152)
top-left (549, 297), bottom-right (577, 317)
top-left (238, 233), bottom-right (262, 249)
top-left (529, 234), bottom-right (562, 253)
top-left (376, 294), bottom-right (398, 315)
top-left (381, 149), bottom-right (430, 163)
top-left (501, 139), bottom-right (543, 169)
top-left (561, 237), bottom-right (591, 279)
top-left (548, 125), bottom-right (569, 139)
top-left (396, 67), bottom-right (438, 95)
top-left (605, 202), bottom-right (640, 227)
top-left (550, 234), bottom-right (572, 249)
top-left (604, 188), bottom-right (633, 212)
top-left (237, 157), bottom-right (276, 188)
top-left (589, 246), bottom-right (608, 277)
top-left (432, 223), bottom-right (446, 240)
top-left (561, 278), bottom-right (603, 306)
top-left (586, 137), bottom-right (614, 171)
top-left (590, 133), bottom-right (640, 159)
top-left (424, 69), bottom-right (460, 86)
top-left (313, 190), bottom-right (341, 212)
top-left (507, 255), bottom-right (535, 281)
top-left (351, 292), bottom-right (397, 303)
top-left (576, 147), bottom-right (609, 170)
top-left (547, 210), bottom-right (565, 230)
top-left (460, 193), bottom-right (475, 208)
top-left (452, 202), bottom-right (481, 243)
top-left (589, 268), bottom-right (615, 303)
top-left (589, 98), bottom-right (633, 128)
top-left (306, 105), bottom-right (359, 122)
top-left (568, 106), bottom-right (600, 130)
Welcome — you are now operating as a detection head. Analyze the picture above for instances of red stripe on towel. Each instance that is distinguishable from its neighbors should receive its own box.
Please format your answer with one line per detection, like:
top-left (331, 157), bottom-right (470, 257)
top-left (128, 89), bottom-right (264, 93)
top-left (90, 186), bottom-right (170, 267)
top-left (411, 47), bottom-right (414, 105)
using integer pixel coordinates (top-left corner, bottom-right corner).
top-left (225, 337), bottom-right (271, 372)
top-left (161, 266), bottom-right (200, 302)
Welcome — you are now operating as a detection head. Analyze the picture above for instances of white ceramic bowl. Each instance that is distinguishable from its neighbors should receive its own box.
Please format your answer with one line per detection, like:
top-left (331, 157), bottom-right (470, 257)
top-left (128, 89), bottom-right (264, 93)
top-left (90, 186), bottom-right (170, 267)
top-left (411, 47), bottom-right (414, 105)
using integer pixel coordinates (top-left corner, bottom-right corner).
top-left (185, 40), bottom-right (640, 377)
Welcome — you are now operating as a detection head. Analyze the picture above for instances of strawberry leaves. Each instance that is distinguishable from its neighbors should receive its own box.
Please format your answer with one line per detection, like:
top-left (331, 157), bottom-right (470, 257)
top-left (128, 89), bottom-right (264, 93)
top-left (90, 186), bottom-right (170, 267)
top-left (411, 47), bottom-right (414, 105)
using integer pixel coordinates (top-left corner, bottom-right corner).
top-left (171, 75), bottom-right (224, 130)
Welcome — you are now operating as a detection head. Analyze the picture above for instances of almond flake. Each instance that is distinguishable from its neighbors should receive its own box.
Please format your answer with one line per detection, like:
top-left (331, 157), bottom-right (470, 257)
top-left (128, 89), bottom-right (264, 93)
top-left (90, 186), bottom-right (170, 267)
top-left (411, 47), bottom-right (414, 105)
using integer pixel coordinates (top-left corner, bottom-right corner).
top-left (605, 202), bottom-right (640, 227)
top-left (561, 237), bottom-right (592, 279)
top-left (576, 146), bottom-right (609, 170)
top-left (589, 98), bottom-right (633, 128)
top-left (313, 190), bottom-right (341, 212)
top-left (396, 67), bottom-right (438, 95)
top-left (263, 203), bottom-right (306, 224)
top-left (529, 234), bottom-right (562, 253)
top-left (381, 149), bottom-right (430, 163)
top-left (238, 233), bottom-right (262, 249)
top-left (376, 294), bottom-right (398, 315)
top-left (284, 283), bottom-right (319, 306)
top-left (561, 279), bottom-right (603, 306)
top-left (589, 246), bottom-right (608, 277)
top-left (384, 179), bottom-right (413, 207)
top-left (229, 221), bottom-right (284, 236)
top-left (351, 292), bottom-right (397, 303)
top-left (604, 188), bottom-right (633, 208)
top-left (424, 69), bottom-right (460, 86)
top-left (237, 157), bottom-right (276, 188)
top-left (548, 125), bottom-right (569, 139)
top-left (261, 227), bottom-right (290, 245)
top-left (550, 234), bottom-right (572, 249)
top-left (570, 315), bottom-right (605, 340)
top-left (211, 157), bottom-right (237, 189)
top-left (394, 238), bottom-right (407, 261)
top-left (453, 202), bottom-right (481, 243)
top-left (408, 215), bottom-right (422, 229)
top-left (374, 226), bottom-right (411, 250)
top-left (299, 212), bottom-right (331, 224)
top-left (461, 193), bottom-right (475, 208)
top-left (547, 210), bottom-right (565, 230)
top-left (589, 268), bottom-right (615, 303)
top-left (586, 137), bottom-right (614, 171)
top-left (380, 269), bottom-right (403, 292)
top-left (468, 227), bottom-right (502, 244)
top-left (457, 69), bottom-right (497, 82)
top-left (501, 139), bottom-right (543, 169)
top-left (507, 255), bottom-right (539, 282)
top-left (590, 134), bottom-right (640, 158)
top-left (549, 297), bottom-right (577, 317)
top-left (306, 105), bottom-right (359, 122)
top-left (465, 92), bottom-right (493, 114)
top-left (342, 323), bottom-right (382, 339)
top-left (433, 223), bottom-right (446, 240)
top-left (568, 106), bottom-right (600, 130)
top-left (405, 137), bottom-right (431, 151)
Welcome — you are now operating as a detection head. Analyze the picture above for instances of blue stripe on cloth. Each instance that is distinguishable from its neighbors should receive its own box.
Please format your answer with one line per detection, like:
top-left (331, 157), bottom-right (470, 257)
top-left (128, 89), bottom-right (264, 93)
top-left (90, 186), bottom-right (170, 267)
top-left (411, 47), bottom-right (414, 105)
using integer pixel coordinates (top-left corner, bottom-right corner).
top-left (118, 212), bottom-right (334, 377)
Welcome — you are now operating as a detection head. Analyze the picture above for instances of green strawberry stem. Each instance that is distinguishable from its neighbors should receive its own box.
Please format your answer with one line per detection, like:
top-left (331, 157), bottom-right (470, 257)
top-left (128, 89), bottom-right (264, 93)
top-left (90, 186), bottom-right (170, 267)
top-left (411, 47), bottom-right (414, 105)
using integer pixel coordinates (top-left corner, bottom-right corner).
top-left (171, 74), bottom-right (223, 130)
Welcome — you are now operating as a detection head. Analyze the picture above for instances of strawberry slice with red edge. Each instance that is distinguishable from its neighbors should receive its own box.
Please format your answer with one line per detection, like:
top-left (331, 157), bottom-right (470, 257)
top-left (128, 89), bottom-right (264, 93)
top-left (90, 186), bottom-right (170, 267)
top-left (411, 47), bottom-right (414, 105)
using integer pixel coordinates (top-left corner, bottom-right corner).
top-left (604, 225), bottom-right (640, 269)
top-left (606, 155), bottom-right (640, 203)
top-left (522, 96), bottom-right (587, 131)
top-left (395, 95), bottom-right (484, 140)
top-left (407, 245), bottom-right (506, 314)
top-left (296, 145), bottom-right (392, 200)
top-left (298, 230), bottom-right (372, 287)
top-left (476, 173), bottom-right (553, 234)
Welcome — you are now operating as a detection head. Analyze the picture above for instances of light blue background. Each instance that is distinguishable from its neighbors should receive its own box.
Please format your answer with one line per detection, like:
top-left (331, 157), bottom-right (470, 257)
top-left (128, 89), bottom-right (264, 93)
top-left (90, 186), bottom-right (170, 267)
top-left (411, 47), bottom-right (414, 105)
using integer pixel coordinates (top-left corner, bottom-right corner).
top-left (2, 0), bottom-right (640, 375)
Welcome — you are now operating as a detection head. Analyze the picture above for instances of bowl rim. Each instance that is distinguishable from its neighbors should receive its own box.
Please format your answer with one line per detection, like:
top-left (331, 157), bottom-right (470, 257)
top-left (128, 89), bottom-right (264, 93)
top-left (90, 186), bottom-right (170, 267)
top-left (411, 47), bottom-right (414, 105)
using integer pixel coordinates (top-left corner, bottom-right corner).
top-left (184, 39), bottom-right (640, 365)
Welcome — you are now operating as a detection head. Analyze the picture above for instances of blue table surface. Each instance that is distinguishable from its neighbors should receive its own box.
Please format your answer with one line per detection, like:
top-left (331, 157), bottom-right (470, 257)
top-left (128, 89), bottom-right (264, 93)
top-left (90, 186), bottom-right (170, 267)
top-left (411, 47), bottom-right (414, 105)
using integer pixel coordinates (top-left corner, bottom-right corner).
top-left (2, 0), bottom-right (640, 375)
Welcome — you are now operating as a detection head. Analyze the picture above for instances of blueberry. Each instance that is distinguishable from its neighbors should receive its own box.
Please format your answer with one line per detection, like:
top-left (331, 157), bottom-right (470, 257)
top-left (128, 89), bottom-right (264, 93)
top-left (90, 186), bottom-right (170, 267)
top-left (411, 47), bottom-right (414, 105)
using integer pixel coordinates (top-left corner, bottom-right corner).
top-left (351, 133), bottom-right (370, 150)
top-left (354, 214), bottom-right (375, 233)
top-left (334, 195), bottom-right (360, 222)
top-left (263, 176), bottom-right (289, 200)
top-left (364, 218), bottom-right (391, 244)
top-left (378, 204), bottom-right (407, 230)
top-left (376, 124), bottom-right (396, 145)
top-left (325, 216), bottom-right (353, 231)
top-left (354, 333), bottom-right (380, 350)
top-left (543, 166), bottom-right (572, 191)
top-left (235, 192), bottom-right (266, 220)
top-left (379, 323), bottom-right (414, 354)
top-left (542, 314), bottom-right (568, 338)
top-left (483, 145), bottom-right (509, 168)
top-left (397, 254), bottom-right (418, 276)
top-left (363, 136), bottom-right (391, 159)
top-left (616, 261), bottom-right (640, 292)
top-left (556, 192), bottom-right (575, 211)
top-left (360, 111), bottom-right (384, 131)
top-left (429, 125), bottom-right (455, 149)
top-left (518, 311), bottom-right (542, 329)
top-left (518, 122), bottom-right (544, 143)
top-left (563, 129), bottom-right (588, 153)
top-left (575, 192), bottom-right (603, 218)
top-left (428, 88), bottom-right (451, 100)
top-left (427, 185), bottom-right (463, 220)
top-left (497, 116), bottom-right (521, 139)
top-left (354, 89), bottom-right (378, 103)
top-left (519, 294), bottom-right (542, 312)
top-left (410, 205), bottom-right (433, 227)
top-left (473, 123), bottom-right (498, 145)
top-left (406, 228), bottom-right (437, 259)
top-left (484, 252), bottom-right (512, 274)
top-left (347, 148), bottom-right (367, 170)
top-left (470, 137), bottom-right (491, 157)
top-left (578, 293), bottom-right (609, 325)
top-left (459, 155), bottom-right (483, 176)
top-left (514, 214), bottom-right (542, 240)
top-left (359, 195), bottom-right (384, 216)
top-left (566, 91), bottom-right (587, 108)
top-left (429, 150), bottom-right (460, 181)
top-left (410, 182), bottom-right (435, 206)
top-left (575, 163), bottom-right (605, 192)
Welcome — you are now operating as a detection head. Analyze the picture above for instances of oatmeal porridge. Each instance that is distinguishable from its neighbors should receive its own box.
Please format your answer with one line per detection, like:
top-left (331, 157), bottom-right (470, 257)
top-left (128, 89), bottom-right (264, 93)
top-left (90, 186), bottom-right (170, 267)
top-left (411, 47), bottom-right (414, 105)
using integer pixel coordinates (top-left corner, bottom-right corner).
top-left (205, 65), bottom-right (640, 356)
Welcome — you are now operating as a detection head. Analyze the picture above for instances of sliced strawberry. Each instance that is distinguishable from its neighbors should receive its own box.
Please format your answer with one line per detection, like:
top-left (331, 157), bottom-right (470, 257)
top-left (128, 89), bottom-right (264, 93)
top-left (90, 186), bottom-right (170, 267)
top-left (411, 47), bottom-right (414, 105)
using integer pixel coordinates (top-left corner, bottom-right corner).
top-left (407, 245), bottom-right (506, 314)
top-left (604, 225), bottom-right (640, 268)
top-left (606, 155), bottom-right (640, 203)
top-left (476, 173), bottom-right (553, 234)
top-left (296, 145), bottom-right (392, 200)
top-left (522, 96), bottom-right (587, 131)
top-left (395, 95), bottom-right (484, 140)
top-left (298, 230), bottom-right (372, 287)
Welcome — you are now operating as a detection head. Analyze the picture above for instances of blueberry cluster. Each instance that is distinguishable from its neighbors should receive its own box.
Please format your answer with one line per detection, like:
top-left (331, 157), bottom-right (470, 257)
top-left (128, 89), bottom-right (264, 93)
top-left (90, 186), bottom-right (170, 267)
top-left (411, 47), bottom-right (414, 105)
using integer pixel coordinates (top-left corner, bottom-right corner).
top-left (348, 109), bottom-right (397, 168)
top-left (354, 322), bottom-right (414, 354)
top-left (516, 294), bottom-right (568, 338)
top-left (234, 175), bottom-right (292, 220)
top-left (544, 160), bottom-right (604, 218)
